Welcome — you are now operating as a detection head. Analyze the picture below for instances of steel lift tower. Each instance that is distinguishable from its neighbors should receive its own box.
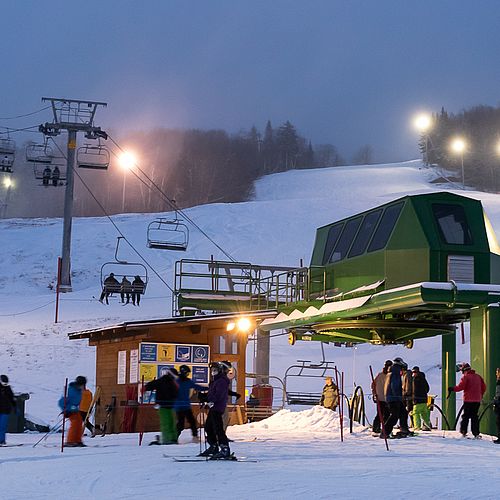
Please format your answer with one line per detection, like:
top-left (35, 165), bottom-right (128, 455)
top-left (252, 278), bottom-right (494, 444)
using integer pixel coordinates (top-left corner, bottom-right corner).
top-left (39, 97), bottom-right (107, 291)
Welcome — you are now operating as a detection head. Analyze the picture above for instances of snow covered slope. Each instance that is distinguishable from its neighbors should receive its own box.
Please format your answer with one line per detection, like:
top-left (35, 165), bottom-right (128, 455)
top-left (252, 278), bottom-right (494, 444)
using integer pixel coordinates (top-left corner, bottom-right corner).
top-left (0, 160), bottom-right (497, 420)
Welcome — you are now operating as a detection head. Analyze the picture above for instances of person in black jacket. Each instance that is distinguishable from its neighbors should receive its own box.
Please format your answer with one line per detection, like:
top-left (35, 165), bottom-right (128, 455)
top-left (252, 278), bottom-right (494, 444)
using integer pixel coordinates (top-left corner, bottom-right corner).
top-left (411, 366), bottom-right (431, 431)
top-left (145, 369), bottom-right (179, 444)
top-left (0, 375), bottom-right (16, 446)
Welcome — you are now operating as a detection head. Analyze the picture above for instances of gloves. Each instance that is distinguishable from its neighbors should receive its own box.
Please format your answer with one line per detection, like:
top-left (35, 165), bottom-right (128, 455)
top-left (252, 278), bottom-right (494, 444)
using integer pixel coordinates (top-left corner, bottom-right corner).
top-left (447, 386), bottom-right (454, 393)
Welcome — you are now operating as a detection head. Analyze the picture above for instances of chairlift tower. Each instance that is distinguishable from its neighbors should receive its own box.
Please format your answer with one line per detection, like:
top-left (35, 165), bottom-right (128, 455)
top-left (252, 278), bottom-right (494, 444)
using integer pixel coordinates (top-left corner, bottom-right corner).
top-left (39, 97), bottom-right (108, 291)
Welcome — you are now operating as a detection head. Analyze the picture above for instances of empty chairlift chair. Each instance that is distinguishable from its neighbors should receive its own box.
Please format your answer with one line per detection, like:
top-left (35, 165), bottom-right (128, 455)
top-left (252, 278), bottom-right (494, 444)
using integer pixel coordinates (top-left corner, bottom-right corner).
top-left (147, 218), bottom-right (189, 251)
top-left (77, 143), bottom-right (110, 170)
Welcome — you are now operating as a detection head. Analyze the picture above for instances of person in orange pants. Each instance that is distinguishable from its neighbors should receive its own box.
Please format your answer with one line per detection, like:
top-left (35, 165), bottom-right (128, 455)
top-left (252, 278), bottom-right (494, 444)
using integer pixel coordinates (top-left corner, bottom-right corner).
top-left (58, 376), bottom-right (87, 447)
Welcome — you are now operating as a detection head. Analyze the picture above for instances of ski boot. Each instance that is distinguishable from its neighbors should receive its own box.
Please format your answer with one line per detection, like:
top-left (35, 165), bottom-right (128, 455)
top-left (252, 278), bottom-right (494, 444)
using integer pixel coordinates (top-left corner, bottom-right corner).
top-left (148, 434), bottom-right (162, 446)
top-left (198, 445), bottom-right (218, 457)
top-left (210, 445), bottom-right (232, 460)
top-left (493, 438), bottom-right (500, 444)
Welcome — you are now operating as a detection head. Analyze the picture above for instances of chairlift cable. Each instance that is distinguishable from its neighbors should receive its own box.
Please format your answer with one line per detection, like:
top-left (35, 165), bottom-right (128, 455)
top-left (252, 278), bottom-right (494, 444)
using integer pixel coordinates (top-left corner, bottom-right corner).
top-left (0, 105), bottom-right (51, 120)
top-left (107, 135), bottom-right (236, 262)
top-left (0, 300), bottom-right (55, 317)
top-left (0, 126), bottom-right (40, 135)
top-left (48, 138), bottom-right (174, 294)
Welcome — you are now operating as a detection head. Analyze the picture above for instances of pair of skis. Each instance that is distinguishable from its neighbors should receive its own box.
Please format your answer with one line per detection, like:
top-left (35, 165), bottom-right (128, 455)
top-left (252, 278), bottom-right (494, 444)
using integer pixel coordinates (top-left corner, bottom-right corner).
top-left (166, 453), bottom-right (257, 463)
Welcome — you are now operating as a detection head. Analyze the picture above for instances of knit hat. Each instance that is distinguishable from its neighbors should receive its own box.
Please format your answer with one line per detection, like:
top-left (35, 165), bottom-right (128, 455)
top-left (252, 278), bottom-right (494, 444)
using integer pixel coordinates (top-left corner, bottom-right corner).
top-left (0, 374), bottom-right (8, 386)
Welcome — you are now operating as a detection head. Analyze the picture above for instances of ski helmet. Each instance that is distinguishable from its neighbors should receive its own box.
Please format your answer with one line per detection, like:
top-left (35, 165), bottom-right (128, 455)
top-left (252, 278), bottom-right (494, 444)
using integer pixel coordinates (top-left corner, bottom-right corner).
top-left (179, 365), bottom-right (191, 376)
top-left (460, 362), bottom-right (471, 373)
top-left (75, 375), bottom-right (87, 386)
top-left (0, 374), bottom-right (8, 386)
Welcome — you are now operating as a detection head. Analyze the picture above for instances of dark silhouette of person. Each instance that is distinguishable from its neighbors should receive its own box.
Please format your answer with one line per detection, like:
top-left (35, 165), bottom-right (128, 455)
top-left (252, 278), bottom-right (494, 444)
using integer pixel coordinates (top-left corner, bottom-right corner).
top-left (120, 276), bottom-right (132, 304)
top-left (99, 273), bottom-right (119, 305)
top-left (132, 275), bottom-right (145, 305)
top-left (52, 166), bottom-right (60, 187)
top-left (42, 166), bottom-right (52, 186)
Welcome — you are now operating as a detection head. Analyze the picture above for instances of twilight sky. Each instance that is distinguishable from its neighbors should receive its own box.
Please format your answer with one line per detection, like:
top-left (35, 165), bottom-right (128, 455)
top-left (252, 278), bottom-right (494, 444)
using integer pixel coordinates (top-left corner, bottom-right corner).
top-left (2, 0), bottom-right (500, 162)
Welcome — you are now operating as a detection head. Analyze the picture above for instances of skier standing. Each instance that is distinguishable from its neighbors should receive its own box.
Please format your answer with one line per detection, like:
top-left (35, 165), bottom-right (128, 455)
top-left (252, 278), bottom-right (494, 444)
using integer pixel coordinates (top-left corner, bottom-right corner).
top-left (79, 382), bottom-right (95, 436)
top-left (320, 376), bottom-right (339, 411)
top-left (59, 376), bottom-right (87, 447)
top-left (371, 360), bottom-right (392, 434)
top-left (382, 357), bottom-right (408, 438)
top-left (199, 361), bottom-right (233, 459)
top-left (145, 369), bottom-right (178, 444)
top-left (174, 365), bottom-right (207, 441)
top-left (448, 362), bottom-right (486, 439)
top-left (0, 375), bottom-right (16, 446)
top-left (411, 366), bottom-right (431, 431)
top-left (494, 367), bottom-right (500, 444)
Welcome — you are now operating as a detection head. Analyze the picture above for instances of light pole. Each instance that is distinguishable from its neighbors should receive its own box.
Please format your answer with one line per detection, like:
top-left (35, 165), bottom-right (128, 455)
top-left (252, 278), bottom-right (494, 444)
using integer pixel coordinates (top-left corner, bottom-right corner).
top-left (413, 113), bottom-right (432, 164)
top-left (118, 151), bottom-right (136, 213)
top-left (451, 138), bottom-right (466, 189)
top-left (1, 176), bottom-right (13, 218)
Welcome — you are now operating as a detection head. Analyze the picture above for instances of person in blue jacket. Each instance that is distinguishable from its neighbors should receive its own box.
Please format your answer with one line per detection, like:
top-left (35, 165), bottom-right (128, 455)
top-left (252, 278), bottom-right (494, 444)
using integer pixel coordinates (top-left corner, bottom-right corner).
top-left (58, 376), bottom-right (87, 447)
top-left (0, 375), bottom-right (16, 446)
top-left (175, 365), bottom-right (207, 441)
top-left (382, 357), bottom-right (409, 438)
top-left (199, 361), bottom-right (232, 459)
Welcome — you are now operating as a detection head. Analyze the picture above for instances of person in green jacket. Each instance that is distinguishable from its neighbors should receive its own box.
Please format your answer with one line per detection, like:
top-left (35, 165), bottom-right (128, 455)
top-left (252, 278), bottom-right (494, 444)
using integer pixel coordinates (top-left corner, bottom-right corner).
top-left (320, 377), bottom-right (339, 411)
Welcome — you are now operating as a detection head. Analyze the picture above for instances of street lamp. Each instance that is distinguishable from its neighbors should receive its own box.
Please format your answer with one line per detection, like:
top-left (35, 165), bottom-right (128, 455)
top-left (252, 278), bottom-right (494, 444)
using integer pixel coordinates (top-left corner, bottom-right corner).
top-left (3, 177), bottom-right (12, 189)
top-left (451, 138), bottom-right (466, 189)
top-left (118, 150), bottom-right (137, 213)
top-left (413, 113), bottom-right (432, 164)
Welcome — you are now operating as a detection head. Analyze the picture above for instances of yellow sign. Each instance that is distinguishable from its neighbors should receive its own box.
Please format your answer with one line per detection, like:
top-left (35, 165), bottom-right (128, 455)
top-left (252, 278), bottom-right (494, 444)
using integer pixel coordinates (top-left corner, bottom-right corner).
top-left (158, 344), bottom-right (175, 362)
top-left (139, 363), bottom-right (157, 382)
top-left (68, 140), bottom-right (77, 149)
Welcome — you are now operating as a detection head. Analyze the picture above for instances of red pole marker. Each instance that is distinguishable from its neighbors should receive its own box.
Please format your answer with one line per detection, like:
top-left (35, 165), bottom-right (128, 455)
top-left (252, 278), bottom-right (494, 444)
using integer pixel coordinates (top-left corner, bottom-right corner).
top-left (61, 378), bottom-right (68, 453)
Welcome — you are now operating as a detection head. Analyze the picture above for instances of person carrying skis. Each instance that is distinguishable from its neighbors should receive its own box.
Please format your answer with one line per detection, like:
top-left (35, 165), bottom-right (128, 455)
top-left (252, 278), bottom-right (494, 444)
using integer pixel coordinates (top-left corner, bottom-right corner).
top-left (199, 361), bottom-right (233, 459)
top-left (320, 376), bottom-right (339, 411)
top-left (79, 381), bottom-right (95, 436)
top-left (174, 365), bottom-right (207, 441)
top-left (411, 366), bottom-right (431, 431)
top-left (58, 376), bottom-right (87, 447)
top-left (448, 362), bottom-right (486, 439)
top-left (371, 360), bottom-right (392, 434)
top-left (0, 375), bottom-right (16, 446)
top-left (145, 369), bottom-right (178, 444)
top-left (494, 367), bottom-right (500, 444)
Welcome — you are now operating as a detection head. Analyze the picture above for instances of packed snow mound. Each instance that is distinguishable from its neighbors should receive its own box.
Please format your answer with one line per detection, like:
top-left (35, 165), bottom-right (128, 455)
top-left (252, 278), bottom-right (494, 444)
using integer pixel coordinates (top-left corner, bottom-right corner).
top-left (229, 406), bottom-right (363, 439)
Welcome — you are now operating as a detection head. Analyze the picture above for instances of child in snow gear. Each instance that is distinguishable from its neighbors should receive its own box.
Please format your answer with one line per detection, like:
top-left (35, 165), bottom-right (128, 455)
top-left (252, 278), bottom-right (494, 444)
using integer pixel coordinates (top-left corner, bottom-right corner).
top-left (411, 367), bottom-right (431, 431)
top-left (145, 369), bottom-right (178, 444)
top-left (175, 365), bottom-right (207, 440)
top-left (0, 375), bottom-right (16, 446)
top-left (493, 367), bottom-right (500, 444)
top-left (199, 361), bottom-right (232, 459)
top-left (59, 376), bottom-right (86, 447)
top-left (371, 360), bottom-right (392, 434)
top-left (448, 362), bottom-right (486, 438)
top-left (320, 376), bottom-right (339, 411)
top-left (100, 273), bottom-right (119, 304)
top-left (79, 382), bottom-right (95, 436)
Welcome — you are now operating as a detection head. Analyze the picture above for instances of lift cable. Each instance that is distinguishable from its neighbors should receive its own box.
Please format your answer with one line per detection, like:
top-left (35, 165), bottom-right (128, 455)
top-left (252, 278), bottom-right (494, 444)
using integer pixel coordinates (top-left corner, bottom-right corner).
top-left (107, 134), bottom-right (236, 263)
top-left (0, 125), bottom-right (40, 135)
top-left (0, 105), bottom-right (52, 120)
top-left (48, 138), bottom-right (175, 294)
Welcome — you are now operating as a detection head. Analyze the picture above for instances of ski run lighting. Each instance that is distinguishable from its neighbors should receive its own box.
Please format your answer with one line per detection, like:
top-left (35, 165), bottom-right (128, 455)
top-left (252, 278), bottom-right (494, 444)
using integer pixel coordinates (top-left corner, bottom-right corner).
top-left (451, 137), bottom-right (466, 153)
top-left (3, 177), bottom-right (12, 188)
top-left (226, 316), bottom-right (253, 333)
top-left (413, 113), bottom-right (432, 132)
top-left (118, 150), bottom-right (137, 171)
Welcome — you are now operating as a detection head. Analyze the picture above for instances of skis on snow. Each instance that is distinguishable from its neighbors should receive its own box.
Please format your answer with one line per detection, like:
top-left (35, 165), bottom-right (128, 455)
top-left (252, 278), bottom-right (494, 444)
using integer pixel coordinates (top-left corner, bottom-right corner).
top-left (166, 453), bottom-right (258, 463)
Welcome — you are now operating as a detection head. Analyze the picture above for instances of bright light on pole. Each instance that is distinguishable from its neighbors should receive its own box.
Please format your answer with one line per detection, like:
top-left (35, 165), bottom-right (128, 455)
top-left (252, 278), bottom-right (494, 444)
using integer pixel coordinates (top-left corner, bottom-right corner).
top-left (451, 137), bottom-right (467, 189)
top-left (118, 151), bottom-right (137, 171)
top-left (3, 177), bottom-right (13, 189)
top-left (496, 141), bottom-right (500, 156)
top-left (414, 113), bottom-right (432, 133)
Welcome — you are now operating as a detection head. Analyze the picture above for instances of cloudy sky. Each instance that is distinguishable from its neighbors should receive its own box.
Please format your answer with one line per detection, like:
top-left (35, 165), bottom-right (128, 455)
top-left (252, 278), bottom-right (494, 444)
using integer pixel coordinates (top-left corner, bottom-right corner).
top-left (2, 0), bottom-right (500, 162)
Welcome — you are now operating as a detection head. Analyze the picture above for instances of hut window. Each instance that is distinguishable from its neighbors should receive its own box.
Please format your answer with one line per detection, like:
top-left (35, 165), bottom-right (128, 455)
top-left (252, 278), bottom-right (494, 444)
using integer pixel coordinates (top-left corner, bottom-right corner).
top-left (322, 223), bottom-right (344, 265)
top-left (368, 202), bottom-right (404, 252)
top-left (432, 204), bottom-right (473, 245)
top-left (329, 217), bottom-right (362, 262)
top-left (348, 209), bottom-right (383, 258)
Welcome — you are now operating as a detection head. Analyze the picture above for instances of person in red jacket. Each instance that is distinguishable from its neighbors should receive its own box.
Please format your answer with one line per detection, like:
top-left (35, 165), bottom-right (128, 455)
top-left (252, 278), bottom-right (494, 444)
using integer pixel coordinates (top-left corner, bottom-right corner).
top-left (448, 363), bottom-right (486, 439)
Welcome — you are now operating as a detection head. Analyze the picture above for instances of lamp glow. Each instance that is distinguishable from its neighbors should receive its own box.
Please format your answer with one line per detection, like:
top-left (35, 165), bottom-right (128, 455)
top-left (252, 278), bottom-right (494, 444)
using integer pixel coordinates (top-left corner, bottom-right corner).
top-left (451, 138), bottom-right (466, 154)
top-left (118, 151), bottom-right (137, 171)
top-left (414, 113), bottom-right (432, 132)
top-left (236, 317), bottom-right (252, 333)
top-left (3, 177), bottom-right (12, 188)
top-left (226, 322), bottom-right (236, 332)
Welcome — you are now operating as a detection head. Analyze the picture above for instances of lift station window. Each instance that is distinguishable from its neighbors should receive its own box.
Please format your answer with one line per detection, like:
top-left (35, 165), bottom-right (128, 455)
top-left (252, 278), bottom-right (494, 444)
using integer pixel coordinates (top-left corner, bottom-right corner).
top-left (348, 209), bottom-right (383, 258)
top-left (367, 202), bottom-right (404, 253)
top-left (322, 223), bottom-right (344, 265)
top-left (329, 216), bottom-right (362, 263)
top-left (432, 204), bottom-right (473, 245)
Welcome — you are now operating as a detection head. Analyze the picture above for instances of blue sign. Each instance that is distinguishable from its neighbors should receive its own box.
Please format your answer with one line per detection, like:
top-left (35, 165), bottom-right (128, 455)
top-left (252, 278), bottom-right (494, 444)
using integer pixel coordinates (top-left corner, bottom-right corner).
top-left (192, 366), bottom-right (209, 384)
top-left (192, 345), bottom-right (209, 364)
top-left (158, 364), bottom-right (175, 378)
top-left (175, 345), bottom-right (192, 363)
top-left (140, 343), bottom-right (157, 362)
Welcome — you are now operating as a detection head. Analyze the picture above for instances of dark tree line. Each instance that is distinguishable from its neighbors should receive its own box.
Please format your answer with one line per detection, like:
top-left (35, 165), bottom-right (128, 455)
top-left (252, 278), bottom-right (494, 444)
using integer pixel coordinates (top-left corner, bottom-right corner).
top-left (419, 105), bottom-right (500, 192)
top-left (4, 120), bottom-right (358, 218)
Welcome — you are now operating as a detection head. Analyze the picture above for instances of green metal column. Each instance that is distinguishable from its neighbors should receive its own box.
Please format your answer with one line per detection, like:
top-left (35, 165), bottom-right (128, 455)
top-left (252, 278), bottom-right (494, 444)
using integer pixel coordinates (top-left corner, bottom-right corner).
top-left (470, 306), bottom-right (500, 436)
top-left (442, 331), bottom-right (456, 430)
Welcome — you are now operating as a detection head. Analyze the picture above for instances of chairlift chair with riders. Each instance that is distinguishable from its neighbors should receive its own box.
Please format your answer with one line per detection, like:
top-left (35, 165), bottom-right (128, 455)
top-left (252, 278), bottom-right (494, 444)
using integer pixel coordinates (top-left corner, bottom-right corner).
top-left (0, 138), bottom-right (16, 173)
top-left (32, 156), bottom-right (67, 186)
top-left (77, 142), bottom-right (110, 170)
top-left (100, 237), bottom-right (148, 302)
top-left (147, 217), bottom-right (189, 251)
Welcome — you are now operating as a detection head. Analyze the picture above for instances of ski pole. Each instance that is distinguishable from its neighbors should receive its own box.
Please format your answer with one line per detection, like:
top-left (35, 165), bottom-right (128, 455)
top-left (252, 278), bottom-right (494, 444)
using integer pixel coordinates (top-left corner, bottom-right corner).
top-left (32, 417), bottom-right (64, 448)
top-left (61, 378), bottom-right (68, 453)
top-left (369, 366), bottom-right (389, 452)
top-left (139, 376), bottom-right (145, 446)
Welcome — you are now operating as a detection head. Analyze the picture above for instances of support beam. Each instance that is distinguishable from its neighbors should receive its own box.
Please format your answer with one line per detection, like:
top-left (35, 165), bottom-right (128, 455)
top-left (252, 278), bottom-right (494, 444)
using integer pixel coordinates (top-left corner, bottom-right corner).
top-left (255, 329), bottom-right (270, 385)
top-left (442, 331), bottom-right (456, 430)
top-left (470, 306), bottom-right (500, 436)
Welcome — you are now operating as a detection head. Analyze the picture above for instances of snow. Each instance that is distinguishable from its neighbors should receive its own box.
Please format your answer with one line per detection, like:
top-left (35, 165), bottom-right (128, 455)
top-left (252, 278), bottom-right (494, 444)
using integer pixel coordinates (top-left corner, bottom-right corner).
top-left (2, 159), bottom-right (500, 497)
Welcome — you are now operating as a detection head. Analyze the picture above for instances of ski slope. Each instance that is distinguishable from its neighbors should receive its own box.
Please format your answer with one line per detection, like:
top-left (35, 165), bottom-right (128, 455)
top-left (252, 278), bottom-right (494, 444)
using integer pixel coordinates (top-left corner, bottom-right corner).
top-left (1, 160), bottom-right (500, 499)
